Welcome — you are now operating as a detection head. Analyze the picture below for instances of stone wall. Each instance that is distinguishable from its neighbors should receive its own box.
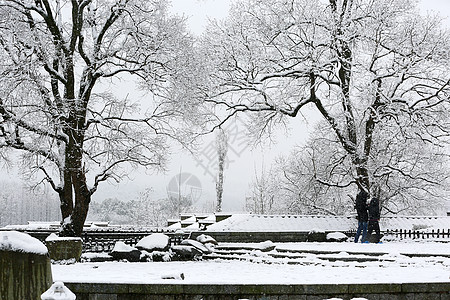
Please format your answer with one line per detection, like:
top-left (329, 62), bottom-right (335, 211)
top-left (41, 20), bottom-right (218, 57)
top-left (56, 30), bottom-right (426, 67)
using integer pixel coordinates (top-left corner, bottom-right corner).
top-left (190, 231), bottom-right (311, 243)
top-left (65, 282), bottom-right (449, 300)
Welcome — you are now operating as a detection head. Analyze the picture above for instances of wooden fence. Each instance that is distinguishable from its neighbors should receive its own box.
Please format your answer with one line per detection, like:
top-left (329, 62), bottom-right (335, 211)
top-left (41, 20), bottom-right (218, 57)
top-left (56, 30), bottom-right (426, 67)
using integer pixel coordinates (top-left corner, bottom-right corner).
top-left (384, 228), bottom-right (450, 240)
top-left (4, 228), bottom-right (188, 253)
top-left (81, 230), bottom-right (188, 253)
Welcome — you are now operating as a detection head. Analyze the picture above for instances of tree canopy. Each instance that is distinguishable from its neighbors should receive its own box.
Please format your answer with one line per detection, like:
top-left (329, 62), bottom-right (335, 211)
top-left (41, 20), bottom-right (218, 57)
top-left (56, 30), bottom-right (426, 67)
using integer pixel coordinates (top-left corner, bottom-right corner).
top-left (200, 0), bottom-right (450, 204)
top-left (0, 0), bottom-right (200, 236)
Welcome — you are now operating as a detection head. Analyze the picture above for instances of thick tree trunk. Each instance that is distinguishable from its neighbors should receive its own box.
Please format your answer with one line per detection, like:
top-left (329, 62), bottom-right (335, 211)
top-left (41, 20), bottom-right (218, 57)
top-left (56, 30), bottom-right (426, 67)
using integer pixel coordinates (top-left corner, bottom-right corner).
top-left (70, 170), bottom-right (92, 237)
top-left (59, 174), bottom-right (91, 237)
top-left (59, 108), bottom-right (91, 237)
top-left (59, 160), bottom-right (73, 222)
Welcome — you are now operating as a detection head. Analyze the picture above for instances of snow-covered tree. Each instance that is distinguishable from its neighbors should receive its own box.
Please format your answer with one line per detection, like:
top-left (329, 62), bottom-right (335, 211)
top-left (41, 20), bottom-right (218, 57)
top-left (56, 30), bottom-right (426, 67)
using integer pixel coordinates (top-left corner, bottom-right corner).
top-left (215, 128), bottom-right (228, 212)
top-left (278, 120), bottom-right (449, 216)
top-left (200, 0), bottom-right (450, 211)
top-left (0, 0), bottom-right (198, 236)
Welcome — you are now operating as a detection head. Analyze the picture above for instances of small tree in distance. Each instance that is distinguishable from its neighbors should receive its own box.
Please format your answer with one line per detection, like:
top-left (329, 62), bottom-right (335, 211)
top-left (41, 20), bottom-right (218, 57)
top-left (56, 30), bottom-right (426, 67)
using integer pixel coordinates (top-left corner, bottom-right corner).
top-left (245, 165), bottom-right (281, 215)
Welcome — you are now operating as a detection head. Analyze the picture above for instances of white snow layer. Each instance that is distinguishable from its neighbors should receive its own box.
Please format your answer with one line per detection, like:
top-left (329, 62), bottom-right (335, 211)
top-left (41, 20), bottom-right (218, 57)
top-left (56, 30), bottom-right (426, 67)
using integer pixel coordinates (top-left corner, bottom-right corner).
top-left (326, 232), bottom-right (348, 240)
top-left (45, 233), bottom-right (82, 242)
top-left (0, 230), bottom-right (48, 255)
top-left (52, 241), bottom-right (450, 285)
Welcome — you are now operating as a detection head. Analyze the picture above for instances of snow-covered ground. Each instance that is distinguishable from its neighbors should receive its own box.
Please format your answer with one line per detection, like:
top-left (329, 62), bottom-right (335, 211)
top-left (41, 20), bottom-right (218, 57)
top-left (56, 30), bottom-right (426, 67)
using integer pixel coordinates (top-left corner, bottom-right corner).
top-left (52, 241), bottom-right (450, 285)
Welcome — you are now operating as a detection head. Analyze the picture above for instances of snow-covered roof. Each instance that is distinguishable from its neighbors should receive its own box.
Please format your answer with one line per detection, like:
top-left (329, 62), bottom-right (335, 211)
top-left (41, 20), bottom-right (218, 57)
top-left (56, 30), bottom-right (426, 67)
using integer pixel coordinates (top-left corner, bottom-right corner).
top-left (205, 214), bottom-right (450, 232)
top-left (3, 222), bottom-right (60, 230)
top-left (381, 216), bottom-right (450, 231)
top-left (206, 214), bottom-right (356, 232)
top-left (0, 230), bottom-right (48, 255)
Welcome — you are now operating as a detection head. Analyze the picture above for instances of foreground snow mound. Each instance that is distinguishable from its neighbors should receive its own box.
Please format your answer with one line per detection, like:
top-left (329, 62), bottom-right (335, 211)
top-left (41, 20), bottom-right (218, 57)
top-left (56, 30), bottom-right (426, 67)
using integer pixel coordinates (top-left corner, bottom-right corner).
top-left (0, 230), bottom-right (48, 255)
top-left (136, 233), bottom-right (170, 252)
top-left (41, 281), bottom-right (76, 300)
top-left (257, 240), bottom-right (276, 252)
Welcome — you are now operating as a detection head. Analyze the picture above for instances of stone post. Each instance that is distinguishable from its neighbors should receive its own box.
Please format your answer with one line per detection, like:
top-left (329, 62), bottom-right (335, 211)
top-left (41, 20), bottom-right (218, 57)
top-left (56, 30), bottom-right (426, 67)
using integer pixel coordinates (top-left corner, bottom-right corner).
top-left (0, 231), bottom-right (53, 300)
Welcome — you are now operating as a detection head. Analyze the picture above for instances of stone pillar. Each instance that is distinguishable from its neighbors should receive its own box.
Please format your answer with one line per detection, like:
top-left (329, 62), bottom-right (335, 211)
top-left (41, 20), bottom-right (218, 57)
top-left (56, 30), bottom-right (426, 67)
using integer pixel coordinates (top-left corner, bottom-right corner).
top-left (0, 231), bottom-right (53, 300)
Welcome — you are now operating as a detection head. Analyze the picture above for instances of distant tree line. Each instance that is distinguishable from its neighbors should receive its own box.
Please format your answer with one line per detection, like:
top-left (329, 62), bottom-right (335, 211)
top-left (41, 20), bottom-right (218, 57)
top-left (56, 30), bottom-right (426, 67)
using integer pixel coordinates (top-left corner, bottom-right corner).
top-left (0, 180), bottom-right (60, 227)
top-left (87, 192), bottom-right (196, 227)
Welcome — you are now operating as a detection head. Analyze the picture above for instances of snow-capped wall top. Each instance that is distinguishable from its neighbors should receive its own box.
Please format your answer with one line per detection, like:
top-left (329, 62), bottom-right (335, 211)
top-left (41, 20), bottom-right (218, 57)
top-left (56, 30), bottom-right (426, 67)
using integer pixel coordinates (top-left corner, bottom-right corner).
top-left (205, 214), bottom-right (356, 232)
top-left (0, 230), bottom-right (48, 255)
top-left (381, 216), bottom-right (450, 231)
top-left (45, 233), bottom-right (82, 242)
top-left (205, 214), bottom-right (450, 232)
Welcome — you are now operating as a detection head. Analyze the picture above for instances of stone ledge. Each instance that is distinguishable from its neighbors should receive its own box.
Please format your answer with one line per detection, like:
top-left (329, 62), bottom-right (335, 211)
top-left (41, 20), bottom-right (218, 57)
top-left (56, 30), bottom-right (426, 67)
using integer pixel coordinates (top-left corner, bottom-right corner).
top-left (348, 283), bottom-right (402, 294)
top-left (402, 282), bottom-right (450, 293)
top-left (65, 282), bottom-right (450, 296)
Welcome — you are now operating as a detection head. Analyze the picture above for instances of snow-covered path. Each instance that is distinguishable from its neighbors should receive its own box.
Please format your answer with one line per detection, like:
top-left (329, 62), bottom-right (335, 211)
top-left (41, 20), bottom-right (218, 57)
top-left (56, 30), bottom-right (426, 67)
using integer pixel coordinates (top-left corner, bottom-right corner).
top-left (52, 242), bottom-right (450, 285)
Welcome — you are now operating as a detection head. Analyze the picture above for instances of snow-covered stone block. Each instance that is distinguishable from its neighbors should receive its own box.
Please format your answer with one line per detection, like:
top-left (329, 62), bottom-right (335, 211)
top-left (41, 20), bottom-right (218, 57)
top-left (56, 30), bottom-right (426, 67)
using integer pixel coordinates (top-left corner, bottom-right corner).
top-left (181, 239), bottom-right (211, 253)
top-left (257, 240), bottom-right (276, 252)
top-left (171, 245), bottom-right (202, 260)
top-left (136, 233), bottom-right (170, 252)
top-left (196, 234), bottom-right (218, 245)
top-left (326, 232), bottom-right (348, 242)
top-left (1, 230), bottom-right (48, 254)
top-left (110, 241), bottom-right (142, 262)
top-left (45, 233), bottom-right (82, 262)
